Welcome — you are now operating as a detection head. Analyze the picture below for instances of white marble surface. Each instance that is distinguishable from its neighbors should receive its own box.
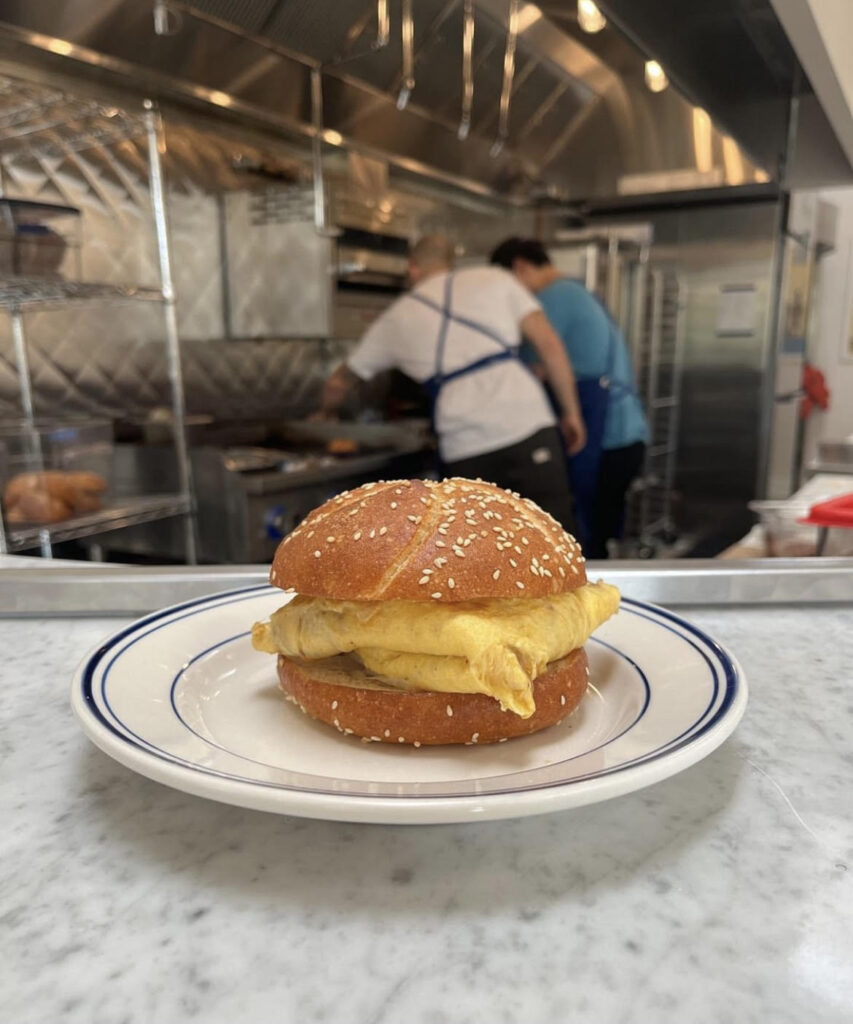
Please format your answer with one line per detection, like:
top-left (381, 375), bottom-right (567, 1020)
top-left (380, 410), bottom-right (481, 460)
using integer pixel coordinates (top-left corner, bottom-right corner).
top-left (1, 606), bottom-right (852, 1024)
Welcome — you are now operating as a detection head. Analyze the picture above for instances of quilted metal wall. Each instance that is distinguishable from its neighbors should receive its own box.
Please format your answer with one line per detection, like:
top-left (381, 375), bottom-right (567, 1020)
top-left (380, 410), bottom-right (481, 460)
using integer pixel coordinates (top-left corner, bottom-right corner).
top-left (0, 119), bottom-right (351, 420)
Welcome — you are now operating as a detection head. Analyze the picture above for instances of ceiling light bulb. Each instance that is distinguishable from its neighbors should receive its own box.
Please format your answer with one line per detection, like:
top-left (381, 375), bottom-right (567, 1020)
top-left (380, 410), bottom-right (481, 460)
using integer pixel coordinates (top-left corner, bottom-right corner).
top-left (578, 0), bottom-right (606, 33)
top-left (644, 59), bottom-right (668, 93)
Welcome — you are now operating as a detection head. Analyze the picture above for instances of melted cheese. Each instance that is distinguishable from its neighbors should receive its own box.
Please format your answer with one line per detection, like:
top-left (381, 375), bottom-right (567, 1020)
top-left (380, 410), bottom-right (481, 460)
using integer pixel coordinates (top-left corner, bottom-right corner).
top-left (252, 581), bottom-right (620, 718)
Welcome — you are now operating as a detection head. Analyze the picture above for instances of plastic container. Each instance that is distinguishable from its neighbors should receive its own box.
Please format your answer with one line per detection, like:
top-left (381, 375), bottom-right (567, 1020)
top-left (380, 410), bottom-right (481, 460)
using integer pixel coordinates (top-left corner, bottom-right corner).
top-left (747, 499), bottom-right (818, 556)
top-left (0, 198), bottom-right (80, 280)
top-left (0, 419), bottom-right (112, 526)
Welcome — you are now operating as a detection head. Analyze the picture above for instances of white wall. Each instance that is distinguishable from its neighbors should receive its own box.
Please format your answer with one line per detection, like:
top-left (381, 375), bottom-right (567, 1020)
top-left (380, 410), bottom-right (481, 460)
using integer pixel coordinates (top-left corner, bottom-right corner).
top-left (804, 186), bottom-right (853, 460)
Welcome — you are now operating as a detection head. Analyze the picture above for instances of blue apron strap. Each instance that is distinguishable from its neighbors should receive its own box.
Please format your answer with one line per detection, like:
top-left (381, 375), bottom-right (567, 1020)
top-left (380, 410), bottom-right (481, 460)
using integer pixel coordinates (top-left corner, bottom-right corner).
top-left (439, 348), bottom-right (516, 385)
top-left (410, 288), bottom-right (513, 351)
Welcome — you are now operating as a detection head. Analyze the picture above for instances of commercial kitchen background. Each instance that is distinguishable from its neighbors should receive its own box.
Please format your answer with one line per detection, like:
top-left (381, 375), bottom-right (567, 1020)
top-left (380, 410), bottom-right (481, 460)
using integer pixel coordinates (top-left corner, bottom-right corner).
top-left (2, 0), bottom-right (853, 564)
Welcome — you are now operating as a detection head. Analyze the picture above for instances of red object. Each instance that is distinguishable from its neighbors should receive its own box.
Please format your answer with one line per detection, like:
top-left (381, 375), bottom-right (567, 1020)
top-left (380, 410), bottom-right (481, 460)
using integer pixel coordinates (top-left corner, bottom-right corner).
top-left (800, 363), bottom-right (830, 420)
top-left (798, 492), bottom-right (853, 529)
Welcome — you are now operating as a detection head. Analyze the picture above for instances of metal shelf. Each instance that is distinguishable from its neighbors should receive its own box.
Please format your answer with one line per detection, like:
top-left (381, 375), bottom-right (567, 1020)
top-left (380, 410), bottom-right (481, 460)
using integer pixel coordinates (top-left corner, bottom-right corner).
top-left (0, 278), bottom-right (164, 311)
top-left (0, 198), bottom-right (81, 221)
top-left (5, 494), bottom-right (191, 552)
top-left (0, 75), bottom-right (145, 158)
top-left (0, 73), bottom-right (197, 563)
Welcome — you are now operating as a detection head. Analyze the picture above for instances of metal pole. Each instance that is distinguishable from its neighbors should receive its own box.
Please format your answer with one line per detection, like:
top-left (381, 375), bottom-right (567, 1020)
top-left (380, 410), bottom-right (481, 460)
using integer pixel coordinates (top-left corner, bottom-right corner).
top-left (10, 308), bottom-right (34, 422)
top-left (310, 68), bottom-right (328, 234)
top-left (143, 99), bottom-right (197, 564)
top-left (10, 306), bottom-right (53, 557)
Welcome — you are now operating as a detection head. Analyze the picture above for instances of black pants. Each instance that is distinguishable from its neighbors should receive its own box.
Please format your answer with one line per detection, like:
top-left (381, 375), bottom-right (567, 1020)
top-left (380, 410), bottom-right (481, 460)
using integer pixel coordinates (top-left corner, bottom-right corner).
top-left (443, 426), bottom-right (577, 533)
top-left (587, 441), bottom-right (646, 559)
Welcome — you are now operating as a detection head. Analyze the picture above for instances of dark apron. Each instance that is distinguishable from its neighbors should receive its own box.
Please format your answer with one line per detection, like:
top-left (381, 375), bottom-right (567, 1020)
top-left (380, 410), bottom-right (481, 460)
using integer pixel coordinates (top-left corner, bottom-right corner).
top-left (409, 272), bottom-right (529, 471)
top-left (568, 314), bottom-right (633, 548)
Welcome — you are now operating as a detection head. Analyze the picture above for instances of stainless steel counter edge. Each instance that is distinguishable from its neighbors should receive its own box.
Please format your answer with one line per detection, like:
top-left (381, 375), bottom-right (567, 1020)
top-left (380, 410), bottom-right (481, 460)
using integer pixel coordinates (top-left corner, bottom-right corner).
top-left (2, 559), bottom-right (853, 615)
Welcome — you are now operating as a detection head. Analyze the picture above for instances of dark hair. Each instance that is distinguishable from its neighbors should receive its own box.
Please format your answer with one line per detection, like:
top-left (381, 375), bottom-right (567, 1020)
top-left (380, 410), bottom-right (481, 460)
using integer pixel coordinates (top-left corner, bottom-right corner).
top-left (490, 237), bottom-right (551, 269)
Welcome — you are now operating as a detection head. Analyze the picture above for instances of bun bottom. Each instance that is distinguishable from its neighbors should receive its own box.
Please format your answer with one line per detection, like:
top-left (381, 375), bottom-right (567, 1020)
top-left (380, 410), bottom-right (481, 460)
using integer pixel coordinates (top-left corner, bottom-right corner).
top-left (276, 649), bottom-right (589, 746)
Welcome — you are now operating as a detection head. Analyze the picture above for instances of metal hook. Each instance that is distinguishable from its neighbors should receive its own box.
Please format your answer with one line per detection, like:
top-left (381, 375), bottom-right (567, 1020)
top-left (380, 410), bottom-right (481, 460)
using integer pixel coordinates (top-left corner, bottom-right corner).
top-left (152, 0), bottom-right (182, 36)
top-left (397, 0), bottom-right (415, 110)
top-left (374, 0), bottom-right (390, 50)
top-left (458, 0), bottom-right (475, 140)
top-left (493, 0), bottom-right (519, 156)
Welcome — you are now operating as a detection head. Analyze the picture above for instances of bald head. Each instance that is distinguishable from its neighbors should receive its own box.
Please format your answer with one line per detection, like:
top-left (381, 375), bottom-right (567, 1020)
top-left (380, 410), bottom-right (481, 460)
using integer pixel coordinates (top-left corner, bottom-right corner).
top-left (409, 233), bottom-right (455, 285)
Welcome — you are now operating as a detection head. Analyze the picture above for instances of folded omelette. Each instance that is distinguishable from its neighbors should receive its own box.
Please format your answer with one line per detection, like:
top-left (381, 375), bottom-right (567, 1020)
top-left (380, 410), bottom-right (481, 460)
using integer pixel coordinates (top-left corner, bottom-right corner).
top-left (252, 580), bottom-right (620, 718)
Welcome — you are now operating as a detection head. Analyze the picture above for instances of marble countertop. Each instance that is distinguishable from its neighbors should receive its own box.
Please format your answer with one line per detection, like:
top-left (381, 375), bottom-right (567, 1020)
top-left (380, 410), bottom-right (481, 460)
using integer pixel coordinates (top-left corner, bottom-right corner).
top-left (2, 605), bottom-right (852, 1024)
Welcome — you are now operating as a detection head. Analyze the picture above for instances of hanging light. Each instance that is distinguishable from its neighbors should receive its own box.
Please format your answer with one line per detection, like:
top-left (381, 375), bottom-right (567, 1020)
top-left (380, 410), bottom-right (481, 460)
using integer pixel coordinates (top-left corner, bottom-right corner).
top-left (577, 1), bottom-right (606, 34)
top-left (644, 59), bottom-right (668, 93)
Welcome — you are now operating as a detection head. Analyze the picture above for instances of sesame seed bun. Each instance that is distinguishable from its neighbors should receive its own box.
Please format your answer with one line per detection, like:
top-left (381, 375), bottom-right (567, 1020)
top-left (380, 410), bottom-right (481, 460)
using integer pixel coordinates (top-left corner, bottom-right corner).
top-left (277, 648), bottom-right (589, 745)
top-left (269, 477), bottom-right (586, 602)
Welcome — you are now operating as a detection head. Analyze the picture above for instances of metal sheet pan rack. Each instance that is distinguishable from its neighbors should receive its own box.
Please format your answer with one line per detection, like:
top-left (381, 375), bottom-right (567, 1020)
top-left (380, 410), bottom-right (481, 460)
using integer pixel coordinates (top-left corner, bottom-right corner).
top-left (625, 266), bottom-right (686, 556)
top-left (0, 75), bottom-right (196, 561)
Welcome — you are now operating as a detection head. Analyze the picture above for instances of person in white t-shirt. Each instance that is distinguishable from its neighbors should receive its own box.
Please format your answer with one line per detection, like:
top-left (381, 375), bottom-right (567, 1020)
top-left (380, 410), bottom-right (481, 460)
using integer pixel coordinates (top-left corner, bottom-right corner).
top-left (316, 234), bottom-right (586, 527)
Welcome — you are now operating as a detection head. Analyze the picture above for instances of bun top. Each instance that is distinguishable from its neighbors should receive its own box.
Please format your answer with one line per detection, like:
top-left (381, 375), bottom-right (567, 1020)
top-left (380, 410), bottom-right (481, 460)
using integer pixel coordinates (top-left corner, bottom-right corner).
top-left (269, 477), bottom-right (587, 602)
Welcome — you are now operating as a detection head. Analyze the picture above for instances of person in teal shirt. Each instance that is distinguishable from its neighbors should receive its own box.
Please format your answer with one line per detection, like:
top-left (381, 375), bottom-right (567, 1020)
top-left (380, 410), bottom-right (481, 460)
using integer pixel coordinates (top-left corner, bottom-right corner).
top-left (491, 237), bottom-right (649, 557)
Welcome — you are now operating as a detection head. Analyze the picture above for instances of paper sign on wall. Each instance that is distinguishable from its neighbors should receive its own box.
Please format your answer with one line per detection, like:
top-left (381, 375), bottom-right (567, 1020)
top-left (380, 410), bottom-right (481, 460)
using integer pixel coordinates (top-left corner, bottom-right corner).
top-left (716, 284), bottom-right (757, 336)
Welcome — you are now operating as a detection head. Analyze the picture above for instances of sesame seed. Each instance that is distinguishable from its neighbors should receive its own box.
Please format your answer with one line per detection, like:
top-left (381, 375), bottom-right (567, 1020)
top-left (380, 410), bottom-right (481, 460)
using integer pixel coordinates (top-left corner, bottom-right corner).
top-left (522, 537), bottom-right (529, 546)
top-left (390, 501), bottom-right (398, 509)
top-left (369, 529), bottom-right (376, 538)
top-left (493, 569), bottom-right (500, 580)
top-left (307, 531), bottom-right (314, 538)
top-left (453, 548), bottom-right (465, 558)
top-left (435, 556), bottom-right (448, 567)
top-left (558, 566), bottom-right (566, 577)
top-left (560, 695), bottom-right (567, 706)
top-left (418, 577), bottom-right (430, 585)
top-left (446, 705), bottom-right (453, 717)
top-left (422, 567), bottom-right (433, 574)
top-left (456, 536), bottom-right (464, 545)
top-left (348, 508), bottom-right (359, 516)
top-left (333, 718), bottom-right (340, 728)
top-left (571, 565), bottom-right (579, 574)
top-left (326, 536), bottom-right (335, 543)
top-left (344, 727), bottom-right (353, 735)
top-left (498, 737), bottom-right (508, 743)
top-left (448, 578), bottom-right (455, 589)
top-left (516, 581), bottom-right (525, 590)
top-left (353, 531), bottom-right (362, 540)
top-left (435, 539), bottom-right (446, 548)
top-left (514, 545), bottom-right (522, 554)
top-left (384, 729), bottom-right (391, 737)
top-left (331, 700), bottom-right (338, 710)
top-left (398, 737), bottom-right (405, 743)
top-left (419, 496), bottom-right (429, 505)
top-left (431, 592), bottom-right (442, 599)
top-left (471, 732), bottom-right (479, 743)
top-left (407, 515), bottom-right (421, 524)
top-left (510, 558), bottom-right (518, 567)
top-left (314, 550), bottom-right (321, 558)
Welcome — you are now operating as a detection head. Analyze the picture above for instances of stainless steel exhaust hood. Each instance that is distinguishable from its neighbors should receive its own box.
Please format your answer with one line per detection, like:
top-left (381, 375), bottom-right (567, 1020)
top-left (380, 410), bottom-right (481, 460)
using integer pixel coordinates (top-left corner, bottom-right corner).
top-left (0, 0), bottom-right (850, 202)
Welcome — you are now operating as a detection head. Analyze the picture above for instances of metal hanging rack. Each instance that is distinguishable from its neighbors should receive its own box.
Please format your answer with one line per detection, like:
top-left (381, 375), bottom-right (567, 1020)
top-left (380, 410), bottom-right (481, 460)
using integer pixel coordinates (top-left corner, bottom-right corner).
top-left (0, 77), bottom-right (197, 562)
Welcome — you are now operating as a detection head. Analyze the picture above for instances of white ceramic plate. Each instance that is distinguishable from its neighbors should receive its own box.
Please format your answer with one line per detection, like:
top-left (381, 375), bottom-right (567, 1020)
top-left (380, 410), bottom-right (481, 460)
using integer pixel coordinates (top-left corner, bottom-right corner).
top-left (71, 586), bottom-right (747, 825)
